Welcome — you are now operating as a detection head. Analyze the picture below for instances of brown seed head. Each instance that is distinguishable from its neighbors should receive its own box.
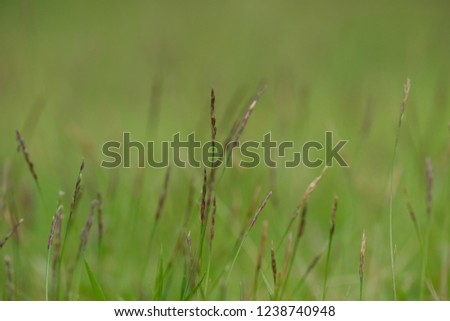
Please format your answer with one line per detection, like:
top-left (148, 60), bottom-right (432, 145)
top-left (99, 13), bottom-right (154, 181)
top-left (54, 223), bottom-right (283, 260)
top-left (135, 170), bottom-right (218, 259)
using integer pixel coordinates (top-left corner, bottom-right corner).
top-left (359, 229), bottom-right (366, 281)
top-left (293, 166), bottom-right (328, 217)
top-left (233, 84), bottom-right (267, 143)
top-left (249, 191), bottom-right (272, 229)
top-left (0, 218), bottom-right (24, 248)
top-left (297, 202), bottom-right (308, 239)
top-left (270, 240), bottom-right (277, 287)
top-left (399, 78), bottom-right (411, 123)
top-left (15, 129), bottom-right (38, 183)
top-left (96, 192), bottom-right (104, 245)
top-left (200, 168), bottom-right (207, 224)
top-left (209, 195), bottom-right (217, 244)
top-left (329, 195), bottom-right (338, 237)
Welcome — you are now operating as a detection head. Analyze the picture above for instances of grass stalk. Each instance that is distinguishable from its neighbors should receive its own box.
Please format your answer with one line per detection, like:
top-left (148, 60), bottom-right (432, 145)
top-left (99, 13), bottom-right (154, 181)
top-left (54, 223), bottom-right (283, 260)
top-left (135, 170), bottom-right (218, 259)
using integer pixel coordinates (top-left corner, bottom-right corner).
top-left (204, 195), bottom-right (216, 295)
top-left (198, 168), bottom-right (208, 264)
top-left (278, 166), bottom-right (327, 251)
top-left (60, 160), bottom-right (85, 261)
top-left (251, 220), bottom-right (268, 300)
top-left (420, 158), bottom-right (433, 299)
top-left (322, 195), bottom-right (338, 300)
top-left (359, 229), bottom-right (366, 301)
top-left (279, 203), bottom-right (308, 299)
top-left (4, 256), bottom-right (13, 300)
top-left (388, 78), bottom-right (411, 300)
top-left (45, 210), bottom-right (59, 301)
top-left (226, 190), bottom-right (272, 282)
top-left (291, 252), bottom-right (323, 296)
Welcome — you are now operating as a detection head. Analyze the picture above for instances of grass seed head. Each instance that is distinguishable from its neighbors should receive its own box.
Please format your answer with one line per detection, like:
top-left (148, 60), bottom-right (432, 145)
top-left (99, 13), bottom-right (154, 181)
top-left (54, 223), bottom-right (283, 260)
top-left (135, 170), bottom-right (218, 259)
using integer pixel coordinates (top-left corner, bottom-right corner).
top-left (403, 188), bottom-right (417, 224)
top-left (0, 218), bottom-right (24, 249)
top-left (76, 200), bottom-right (97, 261)
top-left (249, 191), bottom-right (272, 229)
top-left (210, 88), bottom-right (217, 143)
top-left (297, 202), bottom-right (308, 239)
top-left (329, 195), bottom-right (338, 237)
top-left (200, 168), bottom-right (207, 224)
top-left (47, 213), bottom-right (58, 250)
top-left (399, 78), bottom-right (411, 122)
top-left (209, 195), bottom-right (217, 244)
top-left (294, 166), bottom-right (328, 217)
top-left (69, 160), bottom-right (85, 223)
top-left (96, 192), bottom-right (104, 246)
top-left (360, 229), bottom-right (366, 280)
top-left (270, 240), bottom-right (277, 287)
top-left (233, 84), bottom-right (267, 143)
top-left (15, 129), bottom-right (38, 184)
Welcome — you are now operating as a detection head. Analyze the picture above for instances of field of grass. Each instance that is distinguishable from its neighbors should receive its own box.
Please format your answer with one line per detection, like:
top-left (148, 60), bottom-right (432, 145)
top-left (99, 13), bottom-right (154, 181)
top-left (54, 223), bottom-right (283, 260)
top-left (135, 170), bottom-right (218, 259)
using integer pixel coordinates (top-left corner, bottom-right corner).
top-left (0, 1), bottom-right (449, 300)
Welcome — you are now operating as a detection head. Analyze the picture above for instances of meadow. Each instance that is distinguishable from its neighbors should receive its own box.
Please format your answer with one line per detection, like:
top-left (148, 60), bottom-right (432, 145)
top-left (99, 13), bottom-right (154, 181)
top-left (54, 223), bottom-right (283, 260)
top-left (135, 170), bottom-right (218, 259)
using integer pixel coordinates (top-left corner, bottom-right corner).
top-left (0, 1), bottom-right (449, 300)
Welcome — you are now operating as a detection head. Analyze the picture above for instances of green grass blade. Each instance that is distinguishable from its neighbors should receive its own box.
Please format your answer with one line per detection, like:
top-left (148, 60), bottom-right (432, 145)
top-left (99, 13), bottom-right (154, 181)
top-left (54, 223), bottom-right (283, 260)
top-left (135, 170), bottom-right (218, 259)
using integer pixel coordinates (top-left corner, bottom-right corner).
top-left (153, 247), bottom-right (165, 300)
top-left (83, 257), bottom-right (106, 300)
top-left (184, 273), bottom-right (206, 301)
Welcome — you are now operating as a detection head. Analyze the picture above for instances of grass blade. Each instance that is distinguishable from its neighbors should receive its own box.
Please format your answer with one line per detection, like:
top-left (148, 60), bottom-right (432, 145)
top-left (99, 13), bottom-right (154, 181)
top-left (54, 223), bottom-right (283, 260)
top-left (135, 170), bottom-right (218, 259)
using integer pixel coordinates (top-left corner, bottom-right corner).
top-left (153, 247), bottom-right (165, 300)
top-left (83, 257), bottom-right (106, 300)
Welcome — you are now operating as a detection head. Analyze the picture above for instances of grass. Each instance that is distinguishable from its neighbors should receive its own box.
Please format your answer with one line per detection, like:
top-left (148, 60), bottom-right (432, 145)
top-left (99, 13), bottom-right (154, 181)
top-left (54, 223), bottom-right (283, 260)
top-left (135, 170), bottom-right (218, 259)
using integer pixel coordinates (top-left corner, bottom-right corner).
top-left (388, 78), bottom-right (411, 300)
top-left (359, 229), bottom-right (366, 301)
top-left (1, 1), bottom-right (450, 301)
top-left (322, 195), bottom-right (338, 300)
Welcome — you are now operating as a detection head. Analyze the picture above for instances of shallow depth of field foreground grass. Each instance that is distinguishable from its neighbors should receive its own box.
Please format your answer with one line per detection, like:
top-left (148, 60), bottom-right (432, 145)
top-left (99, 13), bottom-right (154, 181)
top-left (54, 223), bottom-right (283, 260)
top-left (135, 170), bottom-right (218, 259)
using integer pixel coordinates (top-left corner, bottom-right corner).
top-left (0, 1), bottom-right (449, 300)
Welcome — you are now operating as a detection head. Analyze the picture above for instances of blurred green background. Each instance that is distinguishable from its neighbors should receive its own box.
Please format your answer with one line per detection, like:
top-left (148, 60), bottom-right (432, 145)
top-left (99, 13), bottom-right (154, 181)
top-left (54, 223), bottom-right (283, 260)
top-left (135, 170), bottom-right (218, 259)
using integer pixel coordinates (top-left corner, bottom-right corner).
top-left (0, 0), bottom-right (449, 300)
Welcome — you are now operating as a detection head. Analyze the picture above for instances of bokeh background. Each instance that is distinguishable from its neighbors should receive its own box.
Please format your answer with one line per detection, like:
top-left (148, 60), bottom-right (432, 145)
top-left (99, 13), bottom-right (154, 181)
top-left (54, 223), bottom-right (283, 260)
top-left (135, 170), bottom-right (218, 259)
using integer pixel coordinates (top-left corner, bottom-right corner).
top-left (0, 0), bottom-right (449, 300)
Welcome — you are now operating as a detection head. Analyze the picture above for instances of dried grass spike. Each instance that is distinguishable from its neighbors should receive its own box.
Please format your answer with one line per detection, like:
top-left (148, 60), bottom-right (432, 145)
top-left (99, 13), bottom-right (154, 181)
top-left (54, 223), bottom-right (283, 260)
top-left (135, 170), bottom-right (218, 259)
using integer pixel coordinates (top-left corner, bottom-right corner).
top-left (297, 202), bottom-right (308, 239)
top-left (329, 195), bottom-right (338, 237)
top-left (293, 166), bottom-right (328, 217)
top-left (233, 84), bottom-right (267, 143)
top-left (69, 160), bottom-right (85, 222)
top-left (210, 88), bottom-right (217, 143)
top-left (249, 191), bottom-right (272, 229)
top-left (15, 129), bottom-right (38, 183)
top-left (270, 240), bottom-right (277, 287)
top-left (200, 168), bottom-right (207, 224)
top-left (399, 78), bottom-right (411, 123)
top-left (96, 192), bottom-right (104, 246)
top-left (76, 200), bottom-right (97, 261)
top-left (0, 219), bottom-right (24, 248)
top-left (209, 195), bottom-right (217, 244)
top-left (47, 213), bottom-right (58, 250)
